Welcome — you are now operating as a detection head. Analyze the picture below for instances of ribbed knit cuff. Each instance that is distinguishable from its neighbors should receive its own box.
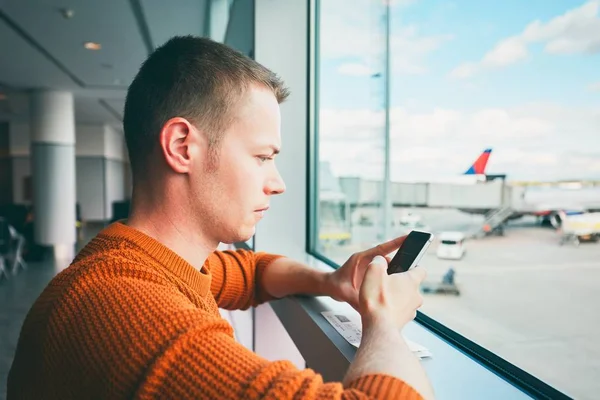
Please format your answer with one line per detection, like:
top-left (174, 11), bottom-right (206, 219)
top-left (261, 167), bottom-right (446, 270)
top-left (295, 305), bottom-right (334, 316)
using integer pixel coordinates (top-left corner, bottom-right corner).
top-left (347, 374), bottom-right (423, 400)
top-left (254, 252), bottom-right (286, 303)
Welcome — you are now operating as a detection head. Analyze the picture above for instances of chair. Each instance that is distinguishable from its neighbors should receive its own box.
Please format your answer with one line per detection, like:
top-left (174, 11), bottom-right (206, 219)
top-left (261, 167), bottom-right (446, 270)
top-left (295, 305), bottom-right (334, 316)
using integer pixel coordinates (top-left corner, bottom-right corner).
top-left (0, 217), bottom-right (27, 281)
top-left (9, 224), bottom-right (26, 274)
top-left (0, 217), bottom-right (10, 281)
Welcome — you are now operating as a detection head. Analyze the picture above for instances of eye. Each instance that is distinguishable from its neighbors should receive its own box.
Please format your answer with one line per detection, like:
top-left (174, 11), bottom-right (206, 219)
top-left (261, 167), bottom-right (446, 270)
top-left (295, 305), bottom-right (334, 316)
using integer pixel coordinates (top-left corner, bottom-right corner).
top-left (257, 156), bottom-right (274, 163)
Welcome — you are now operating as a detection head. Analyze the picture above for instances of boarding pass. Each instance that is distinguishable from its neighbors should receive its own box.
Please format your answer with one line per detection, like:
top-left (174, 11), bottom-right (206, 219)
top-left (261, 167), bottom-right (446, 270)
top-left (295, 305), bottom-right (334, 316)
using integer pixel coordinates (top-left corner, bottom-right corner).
top-left (321, 311), bottom-right (432, 359)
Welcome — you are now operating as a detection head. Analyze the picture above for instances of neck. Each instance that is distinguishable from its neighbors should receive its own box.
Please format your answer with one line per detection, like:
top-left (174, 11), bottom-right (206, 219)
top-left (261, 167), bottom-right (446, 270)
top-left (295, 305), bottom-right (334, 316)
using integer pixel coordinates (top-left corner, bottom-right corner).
top-left (126, 181), bottom-right (217, 271)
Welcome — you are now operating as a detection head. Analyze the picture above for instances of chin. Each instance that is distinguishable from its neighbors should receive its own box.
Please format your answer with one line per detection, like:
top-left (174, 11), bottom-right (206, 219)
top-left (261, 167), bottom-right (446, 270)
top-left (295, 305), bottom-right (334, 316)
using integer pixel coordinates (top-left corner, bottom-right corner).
top-left (238, 227), bottom-right (256, 243)
top-left (222, 225), bottom-right (255, 245)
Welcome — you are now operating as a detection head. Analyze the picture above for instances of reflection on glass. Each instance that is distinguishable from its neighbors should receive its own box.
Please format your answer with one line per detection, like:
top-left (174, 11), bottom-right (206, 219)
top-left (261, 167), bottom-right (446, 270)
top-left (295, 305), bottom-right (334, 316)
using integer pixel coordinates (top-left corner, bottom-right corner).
top-left (314, 1), bottom-right (600, 399)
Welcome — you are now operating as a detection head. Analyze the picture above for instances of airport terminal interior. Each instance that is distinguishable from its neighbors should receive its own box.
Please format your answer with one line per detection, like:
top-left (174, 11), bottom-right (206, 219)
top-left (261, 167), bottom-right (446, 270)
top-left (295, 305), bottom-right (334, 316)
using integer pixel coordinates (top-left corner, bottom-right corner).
top-left (1, 1), bottom-right (599, 399)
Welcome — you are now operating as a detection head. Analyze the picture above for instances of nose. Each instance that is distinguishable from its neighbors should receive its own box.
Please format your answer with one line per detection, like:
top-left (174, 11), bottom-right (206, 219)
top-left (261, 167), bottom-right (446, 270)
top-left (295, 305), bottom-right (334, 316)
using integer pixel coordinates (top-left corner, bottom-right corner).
top-left (266, 168), bottom-right (286, 195)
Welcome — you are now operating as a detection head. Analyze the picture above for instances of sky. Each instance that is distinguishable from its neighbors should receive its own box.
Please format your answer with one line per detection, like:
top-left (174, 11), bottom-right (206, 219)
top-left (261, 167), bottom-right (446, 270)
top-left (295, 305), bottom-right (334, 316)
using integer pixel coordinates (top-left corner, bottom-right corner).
top-left (317, 0), bottom-right (600, 182)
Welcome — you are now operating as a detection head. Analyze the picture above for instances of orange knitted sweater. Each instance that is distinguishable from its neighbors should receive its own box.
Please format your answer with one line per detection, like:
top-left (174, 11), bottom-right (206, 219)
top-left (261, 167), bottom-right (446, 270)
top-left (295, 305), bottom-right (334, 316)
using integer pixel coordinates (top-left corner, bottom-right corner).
top-left (7, 222), bottom-right (422, 399)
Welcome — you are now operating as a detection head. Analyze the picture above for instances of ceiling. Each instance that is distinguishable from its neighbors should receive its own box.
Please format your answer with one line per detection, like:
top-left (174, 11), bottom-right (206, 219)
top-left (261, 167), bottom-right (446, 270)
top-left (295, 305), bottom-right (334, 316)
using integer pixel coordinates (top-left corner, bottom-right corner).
top-left (0, 0), bottom-right (212, 127)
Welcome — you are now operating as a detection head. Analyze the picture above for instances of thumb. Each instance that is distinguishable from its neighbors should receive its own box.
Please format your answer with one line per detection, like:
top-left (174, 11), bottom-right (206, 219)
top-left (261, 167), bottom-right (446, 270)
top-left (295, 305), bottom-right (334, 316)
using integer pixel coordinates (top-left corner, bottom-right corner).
top-left (362, 255), bottom-right (387, 285)
top-left (371, 255), bottom-right (388, 267)
top-left (361, 255), bottom-right (387, 293)
top-left (408, 266), bottom-right (427, 283)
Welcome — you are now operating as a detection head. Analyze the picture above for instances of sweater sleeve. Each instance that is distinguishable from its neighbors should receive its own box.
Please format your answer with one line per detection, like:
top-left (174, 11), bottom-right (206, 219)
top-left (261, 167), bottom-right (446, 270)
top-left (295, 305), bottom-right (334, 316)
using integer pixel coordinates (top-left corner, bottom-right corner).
top-left (23, 266), bottom-right (422, 400)
top-left (206, 249), bottom-right (284, 310)
top-left (135, 317), bottom-right (424, 400)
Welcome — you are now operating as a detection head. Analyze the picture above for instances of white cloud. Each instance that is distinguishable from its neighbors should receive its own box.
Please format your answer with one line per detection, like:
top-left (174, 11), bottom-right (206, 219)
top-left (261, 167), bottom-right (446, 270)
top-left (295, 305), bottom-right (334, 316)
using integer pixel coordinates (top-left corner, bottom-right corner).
top-left (481, 36), bottom-right (529, 67)
top-left (450, 62), bottom-right (478, 79)
top-left (494, 149), bottom-right (558, 166)
top-left (337, 63), bottom-right (374, 77)
top-left (319, 0), bottom-right (452, 75)
top-left (566, 152), bottom-right (600, 171)
top-left (451, 0), bottom-right (600, 78)
top-left (386, 0), bottom-right (418, 5)
top-left (318, 104), bottom-right (600, 181)
top-left (522, 0), bottom-right (600, 54)
top-left (588, 81), bottom-right (600, 91)
top-left (469, 108), bottom-right (554, 138)
top-left (391, 26), bottom-right (453, 74)
top-left (390, 107), bottom-right (462, 138)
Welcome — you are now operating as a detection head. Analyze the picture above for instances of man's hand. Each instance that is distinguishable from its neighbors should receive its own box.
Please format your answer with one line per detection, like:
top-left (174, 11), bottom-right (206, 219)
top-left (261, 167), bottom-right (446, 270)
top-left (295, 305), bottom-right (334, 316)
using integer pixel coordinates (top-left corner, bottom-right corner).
top-left (344, 256), bottom-right (434, 399)
top-left (359, 255), bottom-right (426, 327)
top-left (324, 236), bottom-right (407, 310)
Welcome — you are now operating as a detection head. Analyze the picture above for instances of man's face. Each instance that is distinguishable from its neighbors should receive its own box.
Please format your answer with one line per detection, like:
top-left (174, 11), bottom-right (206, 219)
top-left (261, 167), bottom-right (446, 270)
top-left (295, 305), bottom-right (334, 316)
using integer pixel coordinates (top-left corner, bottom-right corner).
top-left (191, 85), bottom-right (286, 244)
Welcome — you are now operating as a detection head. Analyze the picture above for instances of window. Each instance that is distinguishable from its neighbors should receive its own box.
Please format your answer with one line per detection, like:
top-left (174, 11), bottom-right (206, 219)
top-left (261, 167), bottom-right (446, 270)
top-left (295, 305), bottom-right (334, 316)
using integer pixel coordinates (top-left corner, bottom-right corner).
top-left (311, 0), bottom-right (388, 261)
top-left (441, 240), bottom-right (457, 245)
top-left (310, 1), bottom-right (599, 399)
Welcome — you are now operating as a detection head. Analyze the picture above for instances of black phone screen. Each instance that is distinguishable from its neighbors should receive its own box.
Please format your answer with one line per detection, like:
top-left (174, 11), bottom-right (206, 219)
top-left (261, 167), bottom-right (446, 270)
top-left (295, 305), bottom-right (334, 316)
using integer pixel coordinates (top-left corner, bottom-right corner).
top-left (387, 231), bottom-right (431, 274)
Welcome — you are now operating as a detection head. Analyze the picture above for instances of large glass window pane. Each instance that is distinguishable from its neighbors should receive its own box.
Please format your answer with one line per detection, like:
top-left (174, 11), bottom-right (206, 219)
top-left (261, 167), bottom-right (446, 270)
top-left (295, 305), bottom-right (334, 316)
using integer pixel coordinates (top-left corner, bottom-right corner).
top-left (312, 1), bottom-right (599, 399)
top-left (315, 0), bottom-right (388, 261)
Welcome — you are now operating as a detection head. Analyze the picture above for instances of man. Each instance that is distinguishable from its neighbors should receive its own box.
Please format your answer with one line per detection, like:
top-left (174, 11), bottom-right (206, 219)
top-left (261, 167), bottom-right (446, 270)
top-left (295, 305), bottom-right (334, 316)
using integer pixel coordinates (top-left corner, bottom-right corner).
top-left (8, 36), bottom-right (434, 399)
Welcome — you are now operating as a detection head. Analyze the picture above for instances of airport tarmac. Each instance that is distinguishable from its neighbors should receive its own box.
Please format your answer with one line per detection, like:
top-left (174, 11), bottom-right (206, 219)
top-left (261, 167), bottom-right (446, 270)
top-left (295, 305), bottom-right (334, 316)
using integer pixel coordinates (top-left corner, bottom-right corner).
top-left (320, 208), bottom-right (600, 400)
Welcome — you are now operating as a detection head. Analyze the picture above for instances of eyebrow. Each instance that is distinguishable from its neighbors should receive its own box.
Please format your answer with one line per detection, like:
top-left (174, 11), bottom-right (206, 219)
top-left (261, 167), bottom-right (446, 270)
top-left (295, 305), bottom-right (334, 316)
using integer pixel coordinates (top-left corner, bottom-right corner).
top-left (268, 145), bottom-right (280, 155)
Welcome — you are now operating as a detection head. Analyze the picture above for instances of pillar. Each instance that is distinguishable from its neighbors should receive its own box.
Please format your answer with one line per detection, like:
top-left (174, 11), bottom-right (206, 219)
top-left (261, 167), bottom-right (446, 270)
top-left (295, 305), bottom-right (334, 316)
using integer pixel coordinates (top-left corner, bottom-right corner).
top-left (30, 90), bottom-right (76, 262)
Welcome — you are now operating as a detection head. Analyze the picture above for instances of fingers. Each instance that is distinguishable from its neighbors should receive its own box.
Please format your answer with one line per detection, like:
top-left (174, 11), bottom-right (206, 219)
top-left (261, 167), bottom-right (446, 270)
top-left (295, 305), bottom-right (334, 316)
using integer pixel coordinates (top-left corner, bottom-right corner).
top-left (364, 235), bottom-right (406, 258)
top-left (349, 292), bottom-right (360, 312)
top-left (408, 266), bottom-right (427, 283)
top-left (364, 255), bottom-right (387, 279)
top-left (362, 256), bottom-right (388, 286)
top-left (360, 257), bottom-right (387, 304)
top-left (371, 255), bottom-right (388, 267)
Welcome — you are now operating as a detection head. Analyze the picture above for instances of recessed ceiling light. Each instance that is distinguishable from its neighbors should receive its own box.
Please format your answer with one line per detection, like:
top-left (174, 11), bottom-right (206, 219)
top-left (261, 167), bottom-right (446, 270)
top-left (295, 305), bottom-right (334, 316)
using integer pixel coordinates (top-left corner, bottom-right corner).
top-left (60, 8), bottom-right (74, 19)
top-left (84, 42), bottom-right (101, 50)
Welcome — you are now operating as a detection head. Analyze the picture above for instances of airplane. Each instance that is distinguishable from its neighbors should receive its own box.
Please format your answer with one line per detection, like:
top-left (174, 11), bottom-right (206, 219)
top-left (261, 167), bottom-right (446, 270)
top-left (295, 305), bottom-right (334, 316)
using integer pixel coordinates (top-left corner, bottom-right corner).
top-left (457, 149), bottom-right (600, 227)
top-left (464, 148), bottom-right (492, 176)
top-left (451, 149), bottom-right (598, 227)
top-left (320, 148), bottom-right (599, 239)
top-left (463, 148), bottom-right (508, 183)
top-left (417, 148), bottom-right (502, 186)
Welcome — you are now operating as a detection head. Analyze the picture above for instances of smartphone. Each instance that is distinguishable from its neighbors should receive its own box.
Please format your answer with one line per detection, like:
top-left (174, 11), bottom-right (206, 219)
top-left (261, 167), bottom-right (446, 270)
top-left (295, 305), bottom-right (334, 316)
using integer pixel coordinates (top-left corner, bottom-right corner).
top-left (387, 230), bottom-right (434, 275)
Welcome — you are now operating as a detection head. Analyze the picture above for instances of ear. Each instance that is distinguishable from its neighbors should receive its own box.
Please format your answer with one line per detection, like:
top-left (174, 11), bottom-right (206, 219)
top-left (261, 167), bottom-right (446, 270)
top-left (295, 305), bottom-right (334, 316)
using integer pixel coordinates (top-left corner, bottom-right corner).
top-left (159, 117), bottom-right (197, 174)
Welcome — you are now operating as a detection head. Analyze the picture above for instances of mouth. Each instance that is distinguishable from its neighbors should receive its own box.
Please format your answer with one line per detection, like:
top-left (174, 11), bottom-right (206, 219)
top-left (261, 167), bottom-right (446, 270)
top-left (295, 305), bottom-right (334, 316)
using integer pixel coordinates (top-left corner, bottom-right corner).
top-left (254, 206), bottom-right (269, 217)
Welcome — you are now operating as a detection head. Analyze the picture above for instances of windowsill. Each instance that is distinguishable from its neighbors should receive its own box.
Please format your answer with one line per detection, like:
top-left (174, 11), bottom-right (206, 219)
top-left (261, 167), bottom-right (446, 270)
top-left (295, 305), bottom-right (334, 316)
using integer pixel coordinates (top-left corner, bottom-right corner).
top-left (268, 252), bottom-right (533, 399)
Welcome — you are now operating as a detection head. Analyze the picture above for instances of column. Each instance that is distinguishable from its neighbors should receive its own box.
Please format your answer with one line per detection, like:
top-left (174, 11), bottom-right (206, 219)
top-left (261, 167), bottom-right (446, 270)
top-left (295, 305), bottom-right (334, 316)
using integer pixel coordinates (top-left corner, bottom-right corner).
top-left (30, 90), bottom-right (76, 263)
top-left (208, 0), bottom-right (231, 43)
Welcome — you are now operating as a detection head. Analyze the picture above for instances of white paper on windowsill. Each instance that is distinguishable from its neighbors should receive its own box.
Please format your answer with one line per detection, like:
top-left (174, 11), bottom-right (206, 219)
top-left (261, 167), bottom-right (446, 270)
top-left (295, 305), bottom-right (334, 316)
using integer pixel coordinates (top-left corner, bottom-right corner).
top-left (321, 311), bottom-right (432, 359)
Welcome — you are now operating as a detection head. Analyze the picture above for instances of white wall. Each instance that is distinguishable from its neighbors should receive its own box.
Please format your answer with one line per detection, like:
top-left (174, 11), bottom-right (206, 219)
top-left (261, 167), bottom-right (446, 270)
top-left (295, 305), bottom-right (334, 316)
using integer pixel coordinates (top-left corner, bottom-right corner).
top-left (254, 0), bottom-right (308, 262)
top-left (224, 0), bottom-right (253, 56)
top-left (9, 122), bottom-right (29, 156)
top-left (104, 125), bottom-right (125, 161)
top-left (251, 0), bottom-right (310, 370)
top-left (11, 157), bottom-right (30, 205)
top-left (76, 158), bottom-right (106, 221)
top-left (209, 0), bottom-right (231, 43)
top-left (75, 125), bottom-right (105, 157)
top-left (105, 159), bottom-right (126, 220)
top-left (8, 122), bottom-right (128, 221)
top-left (9, 123), bottom-right (32, 204)
top-left (75, 124), bottom-right (127, 221)
top-left (76, 158), bottom-right (127, 222)
top-left (75, 124), bottom-right (107, 220)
